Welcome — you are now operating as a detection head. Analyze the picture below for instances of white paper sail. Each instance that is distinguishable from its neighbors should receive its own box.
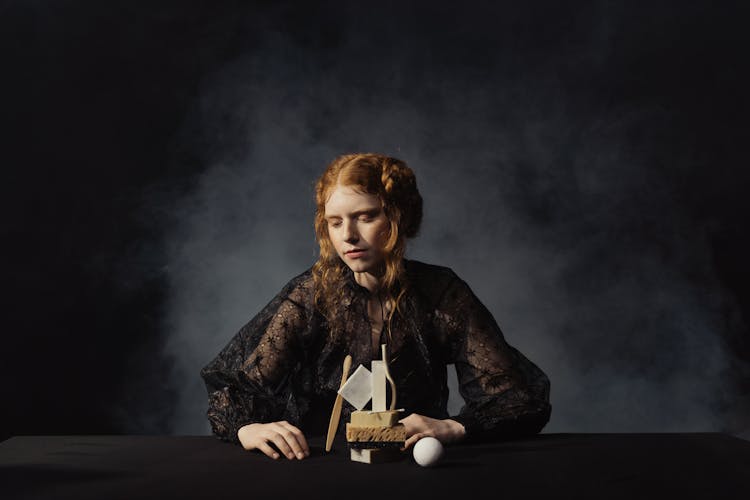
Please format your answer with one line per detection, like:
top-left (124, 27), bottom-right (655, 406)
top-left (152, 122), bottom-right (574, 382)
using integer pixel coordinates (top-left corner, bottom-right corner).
top-left (337, 364), bottom-right (372, 410)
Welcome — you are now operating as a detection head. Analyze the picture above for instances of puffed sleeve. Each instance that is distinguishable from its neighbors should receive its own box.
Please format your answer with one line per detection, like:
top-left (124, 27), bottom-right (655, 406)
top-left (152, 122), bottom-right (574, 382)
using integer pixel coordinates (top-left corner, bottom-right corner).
top-left (435, 272), bottom-right (551, 442)
top-left (200, 272), bottom-right (312, 444)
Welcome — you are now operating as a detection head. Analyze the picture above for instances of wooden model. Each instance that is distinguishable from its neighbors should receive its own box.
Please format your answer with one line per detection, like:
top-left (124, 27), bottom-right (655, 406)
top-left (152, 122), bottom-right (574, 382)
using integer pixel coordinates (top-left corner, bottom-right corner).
top-left (326, 345), bottom-right (405, 463)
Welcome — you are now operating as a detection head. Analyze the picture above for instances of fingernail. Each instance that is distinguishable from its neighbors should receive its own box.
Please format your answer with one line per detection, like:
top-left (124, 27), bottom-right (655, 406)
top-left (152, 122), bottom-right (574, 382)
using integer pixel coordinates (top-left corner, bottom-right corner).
top-left (273, 453), bottom-right (279, 459)
top-left (297, 452), bottom-right (305, 459)
top-left (288, 453), bottom-right (295, 459)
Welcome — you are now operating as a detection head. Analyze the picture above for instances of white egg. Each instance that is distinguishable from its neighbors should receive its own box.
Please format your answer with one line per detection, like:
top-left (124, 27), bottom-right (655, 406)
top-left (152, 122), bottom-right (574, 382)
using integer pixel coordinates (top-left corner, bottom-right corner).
top-left (412, 436), bottom-right (444, 467)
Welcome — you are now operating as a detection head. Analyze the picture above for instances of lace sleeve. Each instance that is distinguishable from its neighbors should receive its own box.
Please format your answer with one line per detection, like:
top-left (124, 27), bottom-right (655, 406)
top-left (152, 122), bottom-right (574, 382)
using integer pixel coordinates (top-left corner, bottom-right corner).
top-left (200, 284), bottom-right (309, 444)
top-left (435, 274), bottom-right (551, 442)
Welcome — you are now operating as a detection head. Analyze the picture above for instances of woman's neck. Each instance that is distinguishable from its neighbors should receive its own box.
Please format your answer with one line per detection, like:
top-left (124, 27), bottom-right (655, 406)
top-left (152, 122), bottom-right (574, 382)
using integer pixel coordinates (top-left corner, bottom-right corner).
top-left (353, 270), bottom-right (382, 294)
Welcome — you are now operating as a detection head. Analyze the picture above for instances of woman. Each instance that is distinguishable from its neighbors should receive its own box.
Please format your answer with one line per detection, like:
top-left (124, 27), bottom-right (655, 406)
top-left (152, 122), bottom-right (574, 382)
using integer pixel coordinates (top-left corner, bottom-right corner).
top-left (200, 153), bottom-right (551, 460)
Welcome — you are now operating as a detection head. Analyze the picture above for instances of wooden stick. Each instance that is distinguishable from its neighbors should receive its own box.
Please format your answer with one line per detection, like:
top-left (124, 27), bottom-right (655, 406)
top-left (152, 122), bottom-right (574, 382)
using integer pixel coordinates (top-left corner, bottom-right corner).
top-left (381, 344), bottom-right (397, 411)
top-left (325, 354), bottom-right (352, 452)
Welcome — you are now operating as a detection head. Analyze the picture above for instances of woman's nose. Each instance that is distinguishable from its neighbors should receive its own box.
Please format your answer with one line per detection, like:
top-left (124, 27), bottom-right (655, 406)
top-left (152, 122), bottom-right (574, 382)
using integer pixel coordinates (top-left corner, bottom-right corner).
top-left (344, 221), bottom-right (359, 242)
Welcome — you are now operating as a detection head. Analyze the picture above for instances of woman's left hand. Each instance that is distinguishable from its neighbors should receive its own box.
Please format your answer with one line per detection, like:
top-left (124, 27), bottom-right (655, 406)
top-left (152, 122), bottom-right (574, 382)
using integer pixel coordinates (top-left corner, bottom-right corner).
top-left (399, 413), bottom-right (466, 449)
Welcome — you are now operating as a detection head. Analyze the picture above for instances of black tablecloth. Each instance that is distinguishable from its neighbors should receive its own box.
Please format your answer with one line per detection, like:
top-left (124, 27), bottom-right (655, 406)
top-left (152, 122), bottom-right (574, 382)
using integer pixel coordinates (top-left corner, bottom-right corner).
top-left (1, 433), bottom-right (749, 499)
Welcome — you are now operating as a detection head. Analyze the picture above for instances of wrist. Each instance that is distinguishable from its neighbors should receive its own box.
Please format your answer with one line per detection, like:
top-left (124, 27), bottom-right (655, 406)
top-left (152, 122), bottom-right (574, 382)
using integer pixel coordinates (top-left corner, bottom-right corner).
top-left (444, 418), bottom-right (466, 442)
top-left (237, 423), bottom-right (258, 440)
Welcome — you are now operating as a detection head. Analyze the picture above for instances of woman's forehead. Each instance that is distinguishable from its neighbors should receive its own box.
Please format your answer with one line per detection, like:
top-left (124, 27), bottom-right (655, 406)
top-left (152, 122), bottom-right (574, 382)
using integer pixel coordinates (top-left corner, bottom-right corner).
top-left (324, 184), bottom-right (381, 215)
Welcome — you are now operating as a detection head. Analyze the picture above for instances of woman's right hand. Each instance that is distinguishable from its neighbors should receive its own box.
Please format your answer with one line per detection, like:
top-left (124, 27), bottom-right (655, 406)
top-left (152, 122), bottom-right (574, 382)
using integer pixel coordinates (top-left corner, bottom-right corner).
top-left (237, 421), bottom-right (310, 460)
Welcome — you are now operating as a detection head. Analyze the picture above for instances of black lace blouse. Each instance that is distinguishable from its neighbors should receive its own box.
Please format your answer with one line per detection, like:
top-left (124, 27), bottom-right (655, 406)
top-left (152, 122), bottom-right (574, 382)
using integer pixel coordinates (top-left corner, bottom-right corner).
top-left (200, 259), bottom-right (551, 444)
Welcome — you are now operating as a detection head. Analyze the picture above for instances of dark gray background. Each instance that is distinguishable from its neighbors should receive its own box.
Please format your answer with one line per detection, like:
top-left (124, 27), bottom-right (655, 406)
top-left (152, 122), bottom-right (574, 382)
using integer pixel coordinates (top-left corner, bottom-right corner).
top-left (3, 0), bottom-right (749, 441)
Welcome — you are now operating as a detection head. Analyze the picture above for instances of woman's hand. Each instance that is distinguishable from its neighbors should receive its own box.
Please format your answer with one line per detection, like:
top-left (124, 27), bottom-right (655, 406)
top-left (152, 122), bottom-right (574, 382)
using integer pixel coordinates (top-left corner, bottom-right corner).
top-left (399, 414), bottom-right (466, 449)
top-left (237, 421), bottom-right (310, 460)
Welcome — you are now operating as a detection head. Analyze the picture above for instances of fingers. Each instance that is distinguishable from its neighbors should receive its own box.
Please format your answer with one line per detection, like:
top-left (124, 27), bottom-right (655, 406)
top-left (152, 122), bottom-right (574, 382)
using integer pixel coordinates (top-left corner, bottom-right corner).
top-left (268, 430), bottom-right (297, 460)
top-left (402, 432), bottom-right (426, 450)
top-left (265, 422), bottom-right (308, 460)
top-left (277, 420), bottom-right (310, 460)
top-left (399, 413), bottom-right (443, 450)
top-left (279, 420), bottom-right (310, 456)
top-left (240, 421), bottom-right (310, 460)
top-left (403, 430), bottom-right (438, 450)
top-left (400, 413), bottom-right (429, 437)
top-left (256, 441), bottom-right (281, 460)
top-left (399, 413), bottom-right (420, 435)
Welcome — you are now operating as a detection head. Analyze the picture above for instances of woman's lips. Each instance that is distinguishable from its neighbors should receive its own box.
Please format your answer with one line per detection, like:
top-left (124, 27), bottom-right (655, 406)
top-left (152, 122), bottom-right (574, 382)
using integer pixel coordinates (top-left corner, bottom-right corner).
top-left (345, 250), bottom-right (367, 258)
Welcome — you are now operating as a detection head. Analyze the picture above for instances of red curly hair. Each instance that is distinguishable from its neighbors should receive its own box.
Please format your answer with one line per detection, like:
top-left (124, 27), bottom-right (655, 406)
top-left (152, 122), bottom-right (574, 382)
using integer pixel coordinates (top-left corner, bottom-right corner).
top-left (312, 153), bottom-right (423, 340)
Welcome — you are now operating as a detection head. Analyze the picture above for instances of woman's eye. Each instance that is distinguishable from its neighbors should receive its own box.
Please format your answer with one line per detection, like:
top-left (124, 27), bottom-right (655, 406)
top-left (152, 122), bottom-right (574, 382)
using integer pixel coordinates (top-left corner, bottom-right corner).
top-left (329, 221), bottom-right (342, 228)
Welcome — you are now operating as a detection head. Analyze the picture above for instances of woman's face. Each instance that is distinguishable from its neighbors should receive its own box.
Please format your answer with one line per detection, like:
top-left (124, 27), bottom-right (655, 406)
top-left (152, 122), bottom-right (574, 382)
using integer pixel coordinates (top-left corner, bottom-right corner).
top-left (324, 184), bottom-right (390, 274)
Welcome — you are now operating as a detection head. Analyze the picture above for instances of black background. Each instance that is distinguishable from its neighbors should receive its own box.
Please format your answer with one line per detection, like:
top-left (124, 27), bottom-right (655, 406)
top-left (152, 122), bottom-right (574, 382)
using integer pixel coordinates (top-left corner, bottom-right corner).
top-left (2, 0), bottom-right (749, 441)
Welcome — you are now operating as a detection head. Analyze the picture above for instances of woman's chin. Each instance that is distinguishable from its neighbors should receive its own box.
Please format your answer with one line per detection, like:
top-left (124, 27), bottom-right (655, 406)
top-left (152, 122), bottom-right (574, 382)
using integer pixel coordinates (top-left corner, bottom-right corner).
top-left (341, 257), bottom-right (382, 275)
top-left (344, 261), bottom-right (372, 273)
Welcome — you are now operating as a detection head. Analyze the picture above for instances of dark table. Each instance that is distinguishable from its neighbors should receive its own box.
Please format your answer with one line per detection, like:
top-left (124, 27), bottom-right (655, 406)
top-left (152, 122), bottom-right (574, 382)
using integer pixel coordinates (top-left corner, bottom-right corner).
top-left (1, 433), bottom-right (749, 499)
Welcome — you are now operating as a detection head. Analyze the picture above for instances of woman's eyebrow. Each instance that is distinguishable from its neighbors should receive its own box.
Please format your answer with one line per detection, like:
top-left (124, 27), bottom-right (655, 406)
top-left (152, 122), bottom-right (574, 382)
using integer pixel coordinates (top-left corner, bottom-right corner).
top-left (325, 208), bottom-right (380, 219)
top-left (352, 208), bottom-right (380, 216)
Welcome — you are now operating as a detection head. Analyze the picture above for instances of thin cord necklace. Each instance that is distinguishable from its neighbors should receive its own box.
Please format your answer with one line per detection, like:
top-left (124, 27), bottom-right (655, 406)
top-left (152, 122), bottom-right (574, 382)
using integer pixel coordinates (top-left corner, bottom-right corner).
top-left (378, 294), bottom-right (385, 324)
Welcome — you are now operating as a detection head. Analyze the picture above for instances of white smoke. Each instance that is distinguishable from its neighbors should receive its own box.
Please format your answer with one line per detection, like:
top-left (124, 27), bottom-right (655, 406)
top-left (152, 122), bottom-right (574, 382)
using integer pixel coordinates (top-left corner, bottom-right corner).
top-left (124, 6), bottom-right (747, 438)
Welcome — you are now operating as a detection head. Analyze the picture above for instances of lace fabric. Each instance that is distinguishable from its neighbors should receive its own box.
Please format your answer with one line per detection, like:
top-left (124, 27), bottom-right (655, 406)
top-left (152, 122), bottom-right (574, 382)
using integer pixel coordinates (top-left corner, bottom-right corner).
top-left (200, 259), bottom-right (551, 444)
